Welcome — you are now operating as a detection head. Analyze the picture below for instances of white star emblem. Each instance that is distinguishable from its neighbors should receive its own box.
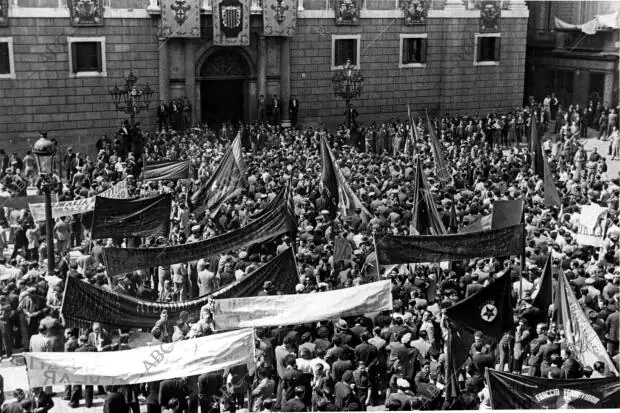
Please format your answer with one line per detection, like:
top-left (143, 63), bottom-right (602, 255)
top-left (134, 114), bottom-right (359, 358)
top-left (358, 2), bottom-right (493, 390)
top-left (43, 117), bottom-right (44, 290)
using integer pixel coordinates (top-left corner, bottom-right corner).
top-left (480, 304), bottom-right (497, 322)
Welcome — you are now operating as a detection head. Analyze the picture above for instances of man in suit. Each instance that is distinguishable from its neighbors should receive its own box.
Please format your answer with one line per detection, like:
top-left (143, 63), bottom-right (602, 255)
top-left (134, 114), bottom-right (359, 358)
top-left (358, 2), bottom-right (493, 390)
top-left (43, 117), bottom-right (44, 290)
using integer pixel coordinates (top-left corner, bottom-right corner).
top-left (103, 386), bottom-right (127, 413)
top-left (526, 323), bottom-right (548, 377)
top-left (257, 95), bottom-right (267, 123)
top-left (289, 96), bottom-right (299, 127)
top-left (345, 104), bottom-right (358, 129)
top-left (87, 322), bottom-right (112, 352)
top-left (271, 94), bottom-right (281, 125)
top-left (157, 101), bottom-right (169, 132)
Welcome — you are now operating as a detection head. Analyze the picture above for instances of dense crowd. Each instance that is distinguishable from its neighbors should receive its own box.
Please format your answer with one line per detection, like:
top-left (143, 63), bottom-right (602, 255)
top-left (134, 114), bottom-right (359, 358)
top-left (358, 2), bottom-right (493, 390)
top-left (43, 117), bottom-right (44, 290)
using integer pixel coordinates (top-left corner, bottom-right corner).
top-left (0, 96), bottom-right (619, 413)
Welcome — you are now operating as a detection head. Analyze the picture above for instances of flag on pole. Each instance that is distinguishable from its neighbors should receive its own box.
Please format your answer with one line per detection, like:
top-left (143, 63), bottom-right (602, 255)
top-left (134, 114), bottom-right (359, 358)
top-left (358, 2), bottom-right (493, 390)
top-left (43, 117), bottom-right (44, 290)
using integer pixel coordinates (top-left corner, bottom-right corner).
top-left (530, 113), bottom-right (544, 177)
top-left (425, 110), bottom-right (450, 184)
top-left (407, 104), bottom-right (417, 155)
top-left (189, 134), bottom-right (246, 217)
top-left (556, 269), bottom-right (618, 375)
top-left (543, 153), bottom-right (562, 207)
top-left (410, 157), bottom-right (446, 235)
top-left (531, 252), bottom-right (553, 325)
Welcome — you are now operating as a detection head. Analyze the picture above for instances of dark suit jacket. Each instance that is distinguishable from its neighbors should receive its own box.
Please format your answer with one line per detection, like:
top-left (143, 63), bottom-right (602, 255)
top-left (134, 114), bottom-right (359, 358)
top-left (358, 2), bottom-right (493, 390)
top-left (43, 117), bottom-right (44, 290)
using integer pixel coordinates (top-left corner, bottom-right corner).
top-left (103, 391), bottom-right (127, 413)
top-left (159, 379), bottom-right (189, 411)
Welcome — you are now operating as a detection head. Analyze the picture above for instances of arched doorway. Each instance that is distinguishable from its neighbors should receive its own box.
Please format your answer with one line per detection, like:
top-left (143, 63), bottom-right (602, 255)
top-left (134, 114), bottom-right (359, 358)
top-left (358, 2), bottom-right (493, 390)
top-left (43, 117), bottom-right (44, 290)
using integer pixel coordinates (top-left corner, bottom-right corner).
top-left (198, 49), bottom-right (251, 129)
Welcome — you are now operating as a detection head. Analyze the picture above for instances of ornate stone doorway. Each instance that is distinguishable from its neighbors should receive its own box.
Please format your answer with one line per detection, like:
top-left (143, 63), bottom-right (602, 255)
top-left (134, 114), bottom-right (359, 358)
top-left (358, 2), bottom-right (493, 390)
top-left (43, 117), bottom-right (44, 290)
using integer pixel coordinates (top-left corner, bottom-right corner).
top-left (197, 48), bottom-right (252, 129)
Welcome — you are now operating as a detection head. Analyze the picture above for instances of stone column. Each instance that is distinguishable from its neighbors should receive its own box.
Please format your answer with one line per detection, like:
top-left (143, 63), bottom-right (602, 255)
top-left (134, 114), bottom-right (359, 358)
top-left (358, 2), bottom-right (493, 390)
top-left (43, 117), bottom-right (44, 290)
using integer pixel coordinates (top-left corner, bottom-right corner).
top-left (280, 37), bottom-right (291, 127)
top-left (257, 35), bottom-right (267, 100)
top-left (184, 40), bottom-right (197, 126)
top-left (158, 37), bottom-right (169, 102)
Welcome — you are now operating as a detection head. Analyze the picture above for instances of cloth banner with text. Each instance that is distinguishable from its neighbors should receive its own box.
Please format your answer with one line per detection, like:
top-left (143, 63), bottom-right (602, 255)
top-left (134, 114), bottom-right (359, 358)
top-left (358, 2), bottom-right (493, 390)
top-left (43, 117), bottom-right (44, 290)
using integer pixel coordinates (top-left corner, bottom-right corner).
top-left (91, 194), bottom-right (172, 240)
top-left (263, 0), bottom-right (297, 37)
top-left (213, 0), bottom-right (251, 46)
top-left (63, 249), bottom-right (299, 329)
top-left (103, 189), bottom-right (295, 276)
top-left (25, 328), bottom-right (255, 387)
top-left (140, 160), bottom-right (190, 181)
top-left (160, 0), bottom-right (201, 38)
top-left (29, 180), bottom-right (129, 222)
top-left (1, 194), bottom-right (57, 211)
top-left (212, 280), bottom-right (393, 329)
top-left (375, 224), bottom-right (524, 265)
top-left (556, 269), bottom-right (618, 375)
top-left (485, 369), bottom-right (620, 409)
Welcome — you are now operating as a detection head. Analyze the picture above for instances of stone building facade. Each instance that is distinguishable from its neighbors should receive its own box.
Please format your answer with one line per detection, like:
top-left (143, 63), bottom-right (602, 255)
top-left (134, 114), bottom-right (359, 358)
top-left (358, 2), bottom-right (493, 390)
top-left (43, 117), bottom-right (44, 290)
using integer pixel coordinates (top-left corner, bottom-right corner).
top-left (525, 0), bottom-right (619, 108)
top-left (0, 0), bottom-right (528, 153)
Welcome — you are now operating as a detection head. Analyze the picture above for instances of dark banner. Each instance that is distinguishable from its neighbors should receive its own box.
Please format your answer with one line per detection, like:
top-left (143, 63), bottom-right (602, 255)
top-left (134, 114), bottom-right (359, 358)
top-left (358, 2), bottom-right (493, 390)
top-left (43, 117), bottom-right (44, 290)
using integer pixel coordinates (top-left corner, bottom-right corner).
top-left (410, 157), bottom-right (446, 235)
top-left (491, 198), bottom-right (523, 230)
top-left (103, 193), bottom-right (295, 276)
top-left (63, 249), bottom-right (299, 329)
top-left (91, 194), bottom-right (171, 240)
top-left (485, 370), bottom-right (620, 409)
top-left (141, 160), bottom-right (190, 181)
top-left (375, 224), bottom-right (524, 265)
top-left (1, 194), bottom-right (55, 210)
top-left (426, 111), bottom-right (450, 184)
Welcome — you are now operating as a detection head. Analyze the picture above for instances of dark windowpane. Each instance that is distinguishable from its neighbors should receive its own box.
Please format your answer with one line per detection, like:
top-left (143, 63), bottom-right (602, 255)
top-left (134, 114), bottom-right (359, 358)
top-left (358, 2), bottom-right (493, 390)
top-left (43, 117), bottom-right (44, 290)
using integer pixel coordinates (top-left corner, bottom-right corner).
top-left (0, 43), bottom-right (10, 75)
top-left (73, 42), bottom-right (101, 72)
top-left (334, 39), bottom-right (357, 66)
top-left (402, 38), bottom-right (427, 64)
top-left (478, 37), bottom-right (499, 62)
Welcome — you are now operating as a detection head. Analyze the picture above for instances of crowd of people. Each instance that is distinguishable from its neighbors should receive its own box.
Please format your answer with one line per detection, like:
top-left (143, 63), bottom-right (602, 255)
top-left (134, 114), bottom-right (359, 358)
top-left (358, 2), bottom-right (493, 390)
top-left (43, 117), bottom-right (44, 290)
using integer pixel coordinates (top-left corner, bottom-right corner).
top-left (0, 95), bottom-right (619, 413)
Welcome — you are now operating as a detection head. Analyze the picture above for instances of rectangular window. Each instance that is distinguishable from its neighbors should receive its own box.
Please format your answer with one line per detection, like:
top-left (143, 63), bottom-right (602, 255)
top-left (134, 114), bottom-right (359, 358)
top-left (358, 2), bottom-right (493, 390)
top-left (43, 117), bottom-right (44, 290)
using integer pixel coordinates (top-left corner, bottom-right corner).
top-left (402, 38), bottom-right (427, 64)
top-left (0, 38), bottom-right (15, 79)
top-left (68, 37), bottom-right (107, 77)
top-left (474, 34), bottom-right (500, 66)
top-left (331, 35), bottom-right (361, 70)
top-left (0, 42), bottom-right (9, 75)
top-left (399, 34), bottom-right (428, 68)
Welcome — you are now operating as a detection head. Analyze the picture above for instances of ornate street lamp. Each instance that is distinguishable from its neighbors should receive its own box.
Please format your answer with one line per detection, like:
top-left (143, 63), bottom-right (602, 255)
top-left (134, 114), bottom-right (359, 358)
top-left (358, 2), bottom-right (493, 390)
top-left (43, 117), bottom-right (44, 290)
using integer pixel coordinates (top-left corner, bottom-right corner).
top-left (109, 70), bottom-right (154, 127)
top-left (331, 58), bottom-right (364, 126)
top-left (33, 133), bottom-right (57, 277)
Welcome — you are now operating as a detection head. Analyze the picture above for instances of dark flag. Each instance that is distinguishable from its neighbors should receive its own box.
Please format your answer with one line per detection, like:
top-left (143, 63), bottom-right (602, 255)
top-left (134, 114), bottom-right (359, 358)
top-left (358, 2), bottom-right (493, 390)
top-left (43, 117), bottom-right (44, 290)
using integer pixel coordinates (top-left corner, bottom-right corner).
top-left (532, 252), bottom-right (553, 324)
top-left (446, 271), bottom-right (513, 348)
top-left (426, 110), bottom-right (450, 184)
top-left (530, 113), bottom-right (544, 177)
top-left (140, 160), bottom-right (190, 181)
top-left (445, 326), bottom-right (470, 400)
top-left (320, 136), bottom-right (371, 221)
top-left (543, 152), bottom-right (562, 207)
top-left (189, 134), bottom-right (246, 217)
top-left (91, 194), bottom-right (171, 240)
top-left (407, 104), bottom-right (417, 155)
top-left (491, 198), bottom-right (524, 230)
top-left (62, 249), bottom-right (300, 329)
top-left (485, 369), bottom-right (620, 409)
top-left (334, 237), bottom-right (353, 262)
top-left (410, 157), bottom-right (446, 235)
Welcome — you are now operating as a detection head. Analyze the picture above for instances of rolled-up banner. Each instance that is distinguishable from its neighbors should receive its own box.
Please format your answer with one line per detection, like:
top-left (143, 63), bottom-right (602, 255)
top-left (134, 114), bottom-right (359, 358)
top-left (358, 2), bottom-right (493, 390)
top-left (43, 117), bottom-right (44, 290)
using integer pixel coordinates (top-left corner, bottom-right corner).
top-left (140, 160), bottom-right (190, 181)
top-left (25, 328), bottom-right (255, 387)
top-left (62, 249), bottom-right (299, 329)
top-left (375, 224), bottom-right (524, 266)
top-left (212, 280), bottom-right (393, 329)
top-left (29, 180), bottom-right (129, 222)
top-left (103, 197), bottom-right (295, 277)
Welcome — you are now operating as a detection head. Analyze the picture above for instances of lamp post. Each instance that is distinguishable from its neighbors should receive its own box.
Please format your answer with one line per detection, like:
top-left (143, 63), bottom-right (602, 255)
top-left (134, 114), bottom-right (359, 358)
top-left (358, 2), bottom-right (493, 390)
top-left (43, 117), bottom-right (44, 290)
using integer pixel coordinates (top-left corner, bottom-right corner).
top-left (331, 58), bottom-right (364, 127)
top-left (33, 133), bottom-right (57, 277)
top-left (109, 70), bottom-right (154, 128)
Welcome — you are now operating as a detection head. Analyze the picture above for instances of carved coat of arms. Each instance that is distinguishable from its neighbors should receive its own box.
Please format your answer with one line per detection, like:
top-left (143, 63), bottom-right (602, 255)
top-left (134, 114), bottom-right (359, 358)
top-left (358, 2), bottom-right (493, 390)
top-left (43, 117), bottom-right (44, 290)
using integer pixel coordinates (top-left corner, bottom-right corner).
top-left (480, 1), bottom-right (501, 32)
top-left (335, 0), bottom-right (360, 26)
top-left (171, 0), bottom-right (192, 26)
top-left (403, 0), bottom-right (428, 25)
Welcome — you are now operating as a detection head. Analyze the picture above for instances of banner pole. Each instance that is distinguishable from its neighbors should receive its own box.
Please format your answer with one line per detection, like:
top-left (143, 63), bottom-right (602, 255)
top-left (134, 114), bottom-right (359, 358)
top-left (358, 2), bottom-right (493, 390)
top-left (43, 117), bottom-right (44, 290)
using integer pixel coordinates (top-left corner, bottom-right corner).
top-left (373, 235), bottom-right (380, 282)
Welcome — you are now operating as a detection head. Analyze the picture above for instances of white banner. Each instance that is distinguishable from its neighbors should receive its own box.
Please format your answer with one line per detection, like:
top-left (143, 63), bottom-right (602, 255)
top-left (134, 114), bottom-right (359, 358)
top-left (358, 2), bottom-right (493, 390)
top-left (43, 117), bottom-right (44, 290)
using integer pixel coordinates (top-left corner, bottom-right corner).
top-left (25, 328), bottom-right (255, 387)
top-left (574, 203), bottom-right (608, 247)
top-left (558, 271), bottom-right (618, 376)
top-left (29, 180), bottom-right (129, 222)
top-left (213, 281), bottom-right (393, 329)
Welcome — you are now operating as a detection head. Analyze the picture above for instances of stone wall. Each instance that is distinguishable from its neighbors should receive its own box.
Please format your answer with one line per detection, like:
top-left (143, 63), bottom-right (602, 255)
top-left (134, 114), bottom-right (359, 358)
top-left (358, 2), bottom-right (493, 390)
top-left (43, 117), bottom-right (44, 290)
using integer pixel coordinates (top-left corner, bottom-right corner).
top-left (291, 15), bottom-right (528, 127)
top-left (0, 18), bottom-right (159, 155)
